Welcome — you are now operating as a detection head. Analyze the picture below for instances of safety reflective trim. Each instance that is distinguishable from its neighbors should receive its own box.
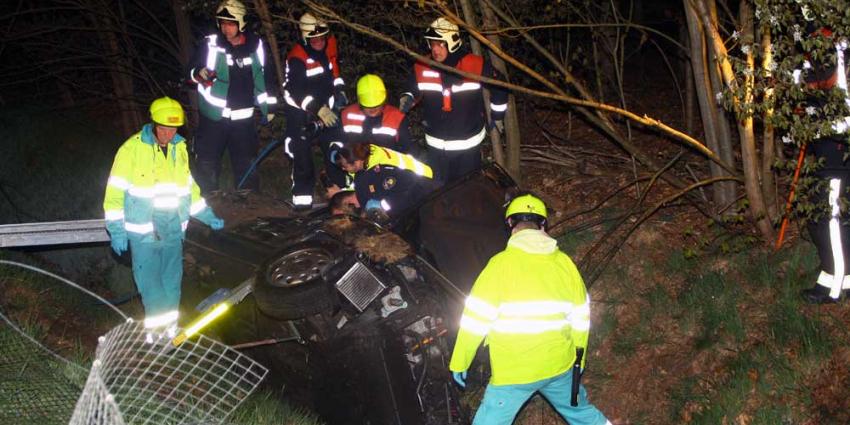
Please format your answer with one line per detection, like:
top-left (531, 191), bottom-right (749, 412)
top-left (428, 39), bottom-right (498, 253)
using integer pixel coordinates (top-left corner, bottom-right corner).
top-left (570, 318), bottom-right (590, 331)
top-left (240, 57), bottom-right (253, 65)
top-left (330, 141), bottom-right (343, 149)
top-left (380, 199), bottom-right (391, 211)
top-left (292, 195), bottom-right (313, 206)
top-left (492, 318), bottom-right (570, 334)
top-left (373, 127), bottom-right (397, 137)
top-left (153, 197), bottom-right (180, 209)
top-left (125, 222), bottom-right (154, 234)
top-left (257, 92), bottom-right (268, 103)
top-left (490, 103), bottom-right (507, 112)
top-left (189, 67), bottom-right (200, 83)
top-left (451, 82), bottom-right (481, 93)
top-left (284, 90), bottom-right (299, 108)
top-left (190, 199), bottom-right (208, 215)
top-left (334, 77), bottom-right (344, 86)
top-left (266, 96), bottom-right (277, 105)
top-left (198, 84), bottom-right (228, 108)
top-left (108, 176), bottom-right (131, 190)
top-left (144, 310), bottom-right (179, 329)
top-left (128, 187), bottom-right (156, 198)
top-left (256, 40), bottom-right (265, 66)
top-left (465, 296), bottom-right (499, 320)
top-left (104, 210), bottom-right (125, 221)
top-left (422, 70), bottom-right (441, 78)
top-left (499, 301), bottom-right (572, 317)
top-left (344, 125), bottom-right (363, 133)
top-left (425, 127), bottom-right (486, 150)
top-left (306, 58), bottom-right (316, 64)
top-left (835, 41), bottom-right (850, 112)
top-left (301, 95), bottom-right (314, 110)
top-left (459, 315), bottom-right (491, 336)
top-left (793, 69), bottom-right (802, 85)
top-left (417, 82), bottom-right (443, 92)
top-left (828, 178), bottom-right (845, 299)
top-left (284, 137), bottom-right (293, 158)
top-left (346, 113), bottom-right (366, 121)
top-left (816, 270), bottom-right (850, 289)
top-left (222, 107), bottom-right (254, 120)
top-left (306, 67), bottom-right (325, 77)
top-left (175, 185), bottom-right (191, 196)
top-left (205, 34), bottom-right (219, 70)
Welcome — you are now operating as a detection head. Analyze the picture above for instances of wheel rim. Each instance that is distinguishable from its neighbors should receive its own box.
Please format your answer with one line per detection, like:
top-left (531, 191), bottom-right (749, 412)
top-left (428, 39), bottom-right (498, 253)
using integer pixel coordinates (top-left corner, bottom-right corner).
top-left (266, 248), bottom-right (332, 287)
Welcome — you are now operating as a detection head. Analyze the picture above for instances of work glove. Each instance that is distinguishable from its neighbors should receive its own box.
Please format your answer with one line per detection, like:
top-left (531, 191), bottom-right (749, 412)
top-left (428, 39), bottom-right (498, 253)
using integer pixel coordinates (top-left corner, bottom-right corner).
top-left (317, 105), bottom-right (339, 127)
top-left (452, 371), bottom-right (467, 388)
top-left (110, 234), bottom-right (128, 255)
top-left (493, 120), bottom-right (505, 134)
top-left (334, 90), bottom-right (349, 109)
top-left (264, 113), bottom-right (275, 125)
top-left (399, 94), bottom-right (415, 114)
top-left (209, 217), bottom-right (225, 230)
top-left (196, 67), bottom-right (214, 83)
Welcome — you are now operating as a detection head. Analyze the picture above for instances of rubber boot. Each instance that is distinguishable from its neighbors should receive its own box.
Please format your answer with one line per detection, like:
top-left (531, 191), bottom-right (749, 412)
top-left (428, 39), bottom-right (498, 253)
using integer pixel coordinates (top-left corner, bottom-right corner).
top-left (800, 284), bottom-right (844, 304)
top-left (194, 160), bottom-right (220, 195)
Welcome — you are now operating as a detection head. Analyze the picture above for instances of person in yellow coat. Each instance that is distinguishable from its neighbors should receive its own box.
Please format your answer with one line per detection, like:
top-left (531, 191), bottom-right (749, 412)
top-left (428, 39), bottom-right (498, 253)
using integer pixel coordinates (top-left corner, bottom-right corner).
top-left (103, 97), bottom-right (224, 342)
top-left (449, 193), bottom-right (610, 425)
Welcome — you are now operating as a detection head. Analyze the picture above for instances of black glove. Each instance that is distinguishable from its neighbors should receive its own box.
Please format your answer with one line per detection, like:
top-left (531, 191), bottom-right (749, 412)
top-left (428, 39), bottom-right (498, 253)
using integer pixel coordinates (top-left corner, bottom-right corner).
top-left (334, 90), bottom-right (349, 110)
top-left (399, 95), bottom-right (415, 114)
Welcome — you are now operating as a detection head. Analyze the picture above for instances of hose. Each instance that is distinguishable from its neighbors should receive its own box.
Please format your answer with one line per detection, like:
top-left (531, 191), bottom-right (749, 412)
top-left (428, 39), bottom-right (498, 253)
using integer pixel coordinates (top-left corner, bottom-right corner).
top-left (237, 138), bottom-right (282, 190)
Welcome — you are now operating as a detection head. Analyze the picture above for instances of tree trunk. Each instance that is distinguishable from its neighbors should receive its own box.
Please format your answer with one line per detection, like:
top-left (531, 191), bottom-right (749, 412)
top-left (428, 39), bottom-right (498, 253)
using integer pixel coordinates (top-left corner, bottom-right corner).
top-left (254, 0), bottom-right (285, 89)
top-left (683, 0), bottom-right (735, 213)
top-left (760, 29), bottom-right (778, 217)
top-left (171, 0), bottom-right (198, 130)
top-left (478, 0), bottom-right (521, 180)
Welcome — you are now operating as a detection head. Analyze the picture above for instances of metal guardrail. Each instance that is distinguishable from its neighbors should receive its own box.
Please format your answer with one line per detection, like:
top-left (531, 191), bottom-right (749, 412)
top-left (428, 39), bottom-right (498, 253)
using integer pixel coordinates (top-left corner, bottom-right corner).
top-left (0, 219), bottom-right (109, 248)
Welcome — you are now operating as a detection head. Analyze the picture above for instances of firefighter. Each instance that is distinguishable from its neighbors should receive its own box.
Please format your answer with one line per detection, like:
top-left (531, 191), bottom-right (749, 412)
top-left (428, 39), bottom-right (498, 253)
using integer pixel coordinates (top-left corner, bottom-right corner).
top-left (188, 0), bottom-right (278, 194)
top-left (333, 143), bottom-right (435, 220)
top-left (399, 17), bottom-right (508, 184)
top-left (340, 74), bottom-right (413, 152)
top-left (793, 11), bottom-right (850, 304)
top-left (448, 194), bottom-right (610, 425)
top-left (282, 12), bottom-right (348, 209)
top-left (103, 97), bottom-right (224, 342)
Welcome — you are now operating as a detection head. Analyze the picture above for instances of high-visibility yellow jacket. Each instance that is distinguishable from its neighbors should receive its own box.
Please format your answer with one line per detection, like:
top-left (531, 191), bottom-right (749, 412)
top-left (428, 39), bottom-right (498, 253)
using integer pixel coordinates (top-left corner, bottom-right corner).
top-left (449, 229), bottom-right (591, 386)
top-left (103, 124), bottom-right (216, 243)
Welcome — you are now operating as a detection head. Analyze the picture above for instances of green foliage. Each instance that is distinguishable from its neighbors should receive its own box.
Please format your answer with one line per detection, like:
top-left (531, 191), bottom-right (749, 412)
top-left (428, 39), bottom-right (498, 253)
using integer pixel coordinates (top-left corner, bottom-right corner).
top-left (227, 390), bottom-right (324, 425)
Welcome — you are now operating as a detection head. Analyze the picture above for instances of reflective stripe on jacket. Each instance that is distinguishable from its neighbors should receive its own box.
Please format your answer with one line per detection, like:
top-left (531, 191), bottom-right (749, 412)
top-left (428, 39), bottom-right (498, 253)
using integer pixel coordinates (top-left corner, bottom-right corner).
top-left (103, 124), bottom-right (216, 243)
top-left (366, 145), bottom-right (432, 179)
top-left (283, 36), bottom-right (343, 113)
top-left (341, 104), bottom-right (411, 152)
top-left (449, 229), bottom-right (591, 386)
top-left (191, 33), bottom-right (274, 121)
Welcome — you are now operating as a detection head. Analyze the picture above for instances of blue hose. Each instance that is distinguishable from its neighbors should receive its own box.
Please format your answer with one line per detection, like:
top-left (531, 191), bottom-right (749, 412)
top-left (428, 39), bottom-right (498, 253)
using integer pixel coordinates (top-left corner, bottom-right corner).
top-left (237, 138), bottom-right (282, 190)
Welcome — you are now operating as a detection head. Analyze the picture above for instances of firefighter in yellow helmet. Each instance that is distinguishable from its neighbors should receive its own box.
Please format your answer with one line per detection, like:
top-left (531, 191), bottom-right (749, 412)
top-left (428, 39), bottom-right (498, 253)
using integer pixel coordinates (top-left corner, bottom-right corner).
top-left (449, 193), bottom-right (611, 425)
top-left (326, 74), bottom-right (417, 197)
top-left (399, 17), bottom-right (509, 184)
top-left (188, 0), bottom-right (278, 193)
top-left (103, 97), bottom-right (224, 343)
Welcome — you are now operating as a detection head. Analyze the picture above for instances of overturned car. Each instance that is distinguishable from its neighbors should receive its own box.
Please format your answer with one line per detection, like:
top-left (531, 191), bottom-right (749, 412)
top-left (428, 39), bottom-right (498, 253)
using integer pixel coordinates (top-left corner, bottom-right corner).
top-left (184, 164), bottom-right (516, 425)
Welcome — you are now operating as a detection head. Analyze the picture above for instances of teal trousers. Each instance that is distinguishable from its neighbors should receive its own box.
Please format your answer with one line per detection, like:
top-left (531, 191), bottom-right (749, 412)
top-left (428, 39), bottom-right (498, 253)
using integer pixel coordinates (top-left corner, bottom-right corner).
top-left (129, 238), bottom-right (183, 322)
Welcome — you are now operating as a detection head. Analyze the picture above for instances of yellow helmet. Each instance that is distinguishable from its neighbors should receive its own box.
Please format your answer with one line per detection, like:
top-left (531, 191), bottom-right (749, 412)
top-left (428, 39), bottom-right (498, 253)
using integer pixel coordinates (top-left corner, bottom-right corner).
top-left (149, 97), bottom-right (185, 127)
top-left (356, 74), bottom-right (387, 108)
top-left (300, 12), bottom-right (329, 42)
top-left (505, 194), bottom-right (547, 227)
top-left (216, 0), bottom-right (247, 32)
top-left (424, 17), bottom-right (461, 53)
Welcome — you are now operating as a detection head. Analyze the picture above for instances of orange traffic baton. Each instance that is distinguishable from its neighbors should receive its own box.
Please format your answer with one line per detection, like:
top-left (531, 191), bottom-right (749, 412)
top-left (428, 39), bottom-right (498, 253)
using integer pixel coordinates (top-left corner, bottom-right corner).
top-left (775, 143), bottom-right (808, 250)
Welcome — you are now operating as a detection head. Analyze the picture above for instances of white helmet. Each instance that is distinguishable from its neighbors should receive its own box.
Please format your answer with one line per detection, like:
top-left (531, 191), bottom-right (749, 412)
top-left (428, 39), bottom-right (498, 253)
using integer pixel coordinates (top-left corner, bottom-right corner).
top-left (300, 12), bottom-right (329, 42)
top-left (216, 0), bottom-right (247, 32)
top-left (424, 17), bottom-right (461, 53)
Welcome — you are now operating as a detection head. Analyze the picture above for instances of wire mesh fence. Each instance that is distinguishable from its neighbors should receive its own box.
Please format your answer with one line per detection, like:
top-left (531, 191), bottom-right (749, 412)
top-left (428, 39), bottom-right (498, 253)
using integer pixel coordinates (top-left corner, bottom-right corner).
top-left (69, 321), bottom-right (268, 425)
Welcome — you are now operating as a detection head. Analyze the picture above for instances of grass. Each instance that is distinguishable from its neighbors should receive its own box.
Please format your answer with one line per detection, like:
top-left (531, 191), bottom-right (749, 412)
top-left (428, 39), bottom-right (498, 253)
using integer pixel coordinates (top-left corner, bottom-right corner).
top-left (228, 390), bottom-right (324, 425)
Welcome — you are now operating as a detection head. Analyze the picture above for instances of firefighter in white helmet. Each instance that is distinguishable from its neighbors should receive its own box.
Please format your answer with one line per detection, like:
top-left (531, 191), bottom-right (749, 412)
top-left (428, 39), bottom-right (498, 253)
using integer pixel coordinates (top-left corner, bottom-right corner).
top-left (282, 12), bottom-right (349, 209)
top-left (449, 193), bottom-right (611, 425)
top-left (188, 0), bottom-right (278, 194)
top-left (399, 17), bottom-right (509, 184)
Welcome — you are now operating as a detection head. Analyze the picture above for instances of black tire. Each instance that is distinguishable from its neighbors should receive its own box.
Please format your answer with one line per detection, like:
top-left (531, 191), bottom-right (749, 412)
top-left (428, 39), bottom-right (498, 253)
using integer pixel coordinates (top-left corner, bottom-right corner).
top-left (253, 240), bottom-right (344, 320)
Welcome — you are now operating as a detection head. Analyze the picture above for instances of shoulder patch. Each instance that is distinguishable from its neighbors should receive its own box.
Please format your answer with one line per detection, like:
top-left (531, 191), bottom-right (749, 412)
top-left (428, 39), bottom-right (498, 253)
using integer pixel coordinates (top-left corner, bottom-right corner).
top-left (383, 176), bottom-right (396, 190)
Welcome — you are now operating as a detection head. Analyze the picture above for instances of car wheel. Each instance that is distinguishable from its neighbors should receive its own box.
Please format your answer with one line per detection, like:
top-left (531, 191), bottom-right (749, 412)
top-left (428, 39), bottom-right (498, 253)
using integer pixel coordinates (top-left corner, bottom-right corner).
top-left (253, 241), bottom-right (342, 320)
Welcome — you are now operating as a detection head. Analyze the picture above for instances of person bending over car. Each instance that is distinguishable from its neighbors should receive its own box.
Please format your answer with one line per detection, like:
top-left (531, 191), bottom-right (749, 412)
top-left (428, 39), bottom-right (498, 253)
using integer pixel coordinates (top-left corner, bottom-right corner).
top-left (333, 143), bottom-right (435, 220)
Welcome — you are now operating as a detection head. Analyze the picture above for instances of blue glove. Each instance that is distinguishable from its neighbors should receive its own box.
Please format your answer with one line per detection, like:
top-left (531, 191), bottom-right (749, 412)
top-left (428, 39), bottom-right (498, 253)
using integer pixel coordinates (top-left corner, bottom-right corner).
top-left (364, 199), bottom-right (382, 211)
top-left (110, 234), bottom-right (128, 255)
top-left (452, 371), bottom-right (467, 388)
top-left (209, 217), bottom-right (224, 230)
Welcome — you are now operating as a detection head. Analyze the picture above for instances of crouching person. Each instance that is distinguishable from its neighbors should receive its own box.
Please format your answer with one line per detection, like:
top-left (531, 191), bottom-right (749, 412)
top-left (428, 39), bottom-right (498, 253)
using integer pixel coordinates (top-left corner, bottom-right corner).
top-left (103, 97), bottom-right (224, 342)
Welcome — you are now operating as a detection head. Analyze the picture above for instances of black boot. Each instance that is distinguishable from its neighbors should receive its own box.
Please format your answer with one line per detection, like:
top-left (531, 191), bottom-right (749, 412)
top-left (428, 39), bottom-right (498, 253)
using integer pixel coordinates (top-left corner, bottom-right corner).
top-left (194, 160), bottom-right (220, 195)
top-left (800, 284), bottom-right (842, 304)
